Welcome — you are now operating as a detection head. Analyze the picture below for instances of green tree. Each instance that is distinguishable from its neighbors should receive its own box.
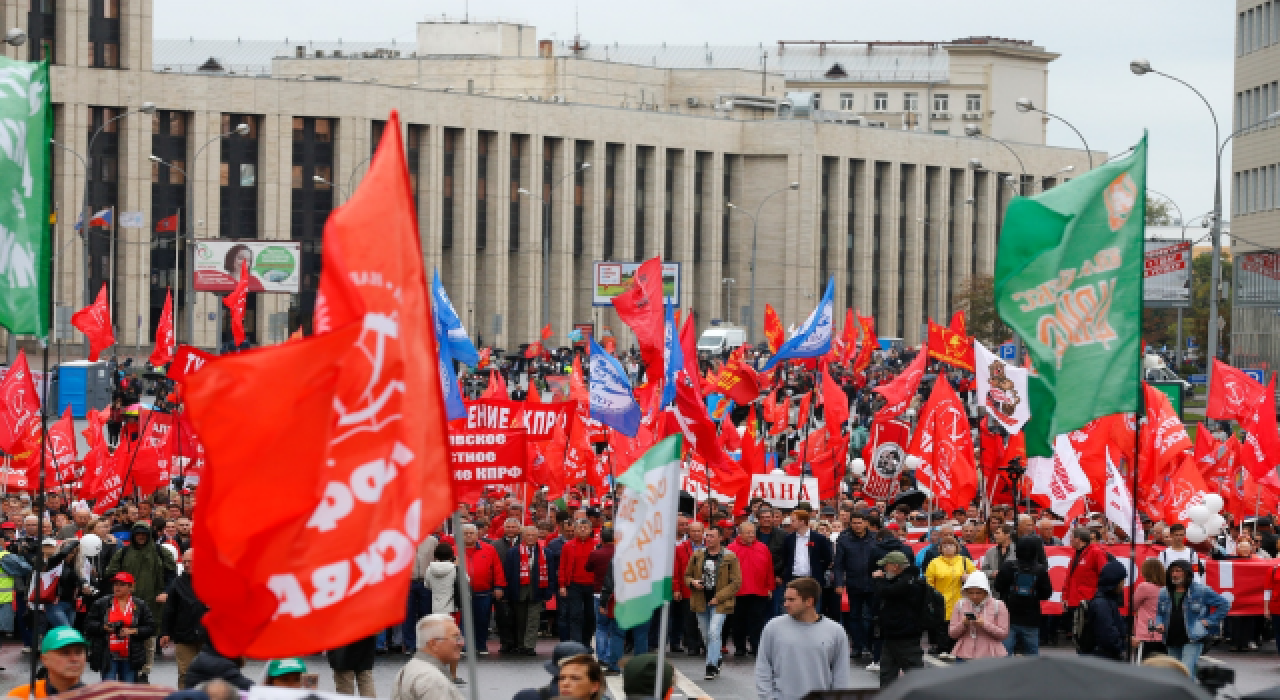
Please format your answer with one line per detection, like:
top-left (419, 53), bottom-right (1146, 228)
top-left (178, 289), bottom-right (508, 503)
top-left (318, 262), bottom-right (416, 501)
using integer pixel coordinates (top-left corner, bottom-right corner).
top-left (1187, 251), bottom-right (1232, 360)
top-left (954, 274), bottom-right (1010, 348)
top-left (1145, 196), bottom-right (1173, 226)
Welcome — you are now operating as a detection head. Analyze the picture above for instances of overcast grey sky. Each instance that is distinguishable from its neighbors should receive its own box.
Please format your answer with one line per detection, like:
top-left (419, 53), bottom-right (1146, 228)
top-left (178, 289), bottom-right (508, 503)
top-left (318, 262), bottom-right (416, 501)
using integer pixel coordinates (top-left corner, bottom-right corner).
top-left (156, 0), bottom-right (1235, 224)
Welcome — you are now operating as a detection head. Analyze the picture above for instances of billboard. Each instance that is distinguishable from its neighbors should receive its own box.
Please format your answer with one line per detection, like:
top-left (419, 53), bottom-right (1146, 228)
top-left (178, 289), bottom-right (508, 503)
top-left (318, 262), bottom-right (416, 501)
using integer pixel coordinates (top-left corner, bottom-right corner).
top-left (592, 261), bottom-right (680, 306)
top-left (193, 240), bottom-right (301, 293)
top-left (1236, 252), bottom-right (1280, 307)
top-left (1143, 240), bottom-right (1191, 307)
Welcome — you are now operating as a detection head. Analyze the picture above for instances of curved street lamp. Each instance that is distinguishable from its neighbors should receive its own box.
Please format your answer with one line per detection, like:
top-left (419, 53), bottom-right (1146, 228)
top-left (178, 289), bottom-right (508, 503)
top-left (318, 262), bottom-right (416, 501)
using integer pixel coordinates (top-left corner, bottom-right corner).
top-left (964, 124), bottom-right (1026, 192)
top-left (4, 28), bottom-right (27, 46)
top-left (1015, 97), bottom-right (1093, 169)
top-left (727, 181), bottom-right (799, 343)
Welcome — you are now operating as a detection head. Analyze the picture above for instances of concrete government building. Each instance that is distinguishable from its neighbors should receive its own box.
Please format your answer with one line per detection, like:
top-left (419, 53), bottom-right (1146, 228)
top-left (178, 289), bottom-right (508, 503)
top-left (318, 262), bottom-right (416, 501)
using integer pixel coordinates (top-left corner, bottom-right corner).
top-left (0, 0), bottom-right (1095, 355)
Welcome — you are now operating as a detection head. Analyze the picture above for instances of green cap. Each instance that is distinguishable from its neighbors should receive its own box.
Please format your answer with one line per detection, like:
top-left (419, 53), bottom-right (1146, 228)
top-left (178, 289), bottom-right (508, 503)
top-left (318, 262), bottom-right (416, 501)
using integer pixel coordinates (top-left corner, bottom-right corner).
top-left (267, 658), bottom-right (307, 678)
top-left (41, 627), bottom-right (87, 653)
top-left (877, 551), bottom-right (910, 567)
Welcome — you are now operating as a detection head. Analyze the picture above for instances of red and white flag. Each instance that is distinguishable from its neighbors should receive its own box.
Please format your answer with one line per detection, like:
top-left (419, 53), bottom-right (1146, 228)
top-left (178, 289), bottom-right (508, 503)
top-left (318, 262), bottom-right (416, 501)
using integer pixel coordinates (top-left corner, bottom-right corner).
top-left (0, 351), bottom-right (42, 454)
top-left (71, 284), bottom-right (115, 362)
top-left (872, 347), bottom-right (927, 419)
top-left (1239, 377), bottom-right (1280, 479)
top-left (611, 257), bottom-right (667, 382)
top-left (1103, 448), bottom-right (1138, 541)
top-left (907, 377), bottom-right (977, 514)
top-left (1206, 359), bottom-right (1267, 423)
top-left (1029, 434), bottom-right (1090, 521)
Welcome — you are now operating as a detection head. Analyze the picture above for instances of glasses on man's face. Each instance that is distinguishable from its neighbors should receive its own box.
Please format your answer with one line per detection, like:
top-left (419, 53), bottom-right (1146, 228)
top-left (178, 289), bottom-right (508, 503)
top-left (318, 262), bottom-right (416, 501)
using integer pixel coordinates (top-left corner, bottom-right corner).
top-left (436, 634), bottom-right (465, 644)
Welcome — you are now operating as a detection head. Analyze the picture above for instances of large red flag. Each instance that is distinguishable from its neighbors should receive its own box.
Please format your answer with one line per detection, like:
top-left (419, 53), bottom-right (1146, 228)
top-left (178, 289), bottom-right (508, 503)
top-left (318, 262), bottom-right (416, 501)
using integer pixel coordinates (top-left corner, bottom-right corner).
top-left (926, 319), bottom-right (975, 371)
top-left (223, 258), bottom-right (250, 347)
top-left (0, 351), bottom-right (42, 454)
top-left (1161, 453), bottom-right (1212, 527)
top-left (185, 111), bottom-right (453, 658)
top-left (1206, 359), bottom-right (1268, 423)
top-left (851, 315), bottom-right (876, 377)
top-left (715, 357), bottom-right (761, 406)
top-left (837, 309), bottom-right (858, 364)
top-left (1138, 382), bottom-right (1192, 485)
top-left (38, 406), bottom-right (79, 487)
top-left (763, 304), bottom-right (785, 354)
top-left (821, 364), bottom-right (849, 441)
top-left (949, 310), bottom-right (967, 335)
top-left (1239, 377), bottom-right (1280, 479)
top-left (71, 283), bottom-right (115, 361)
top-left (673, 377), bottom-right (748, 496)
top-left (611, 257), bottom-right (666, 381)
top-left (149, 289), bottom-right (175, 367)
top-left (907, 377), bottom-right (977, 514)
top-left (129, 409), bottom-right (175, 494)
top-left (873, 346), bottom-right (928, 419)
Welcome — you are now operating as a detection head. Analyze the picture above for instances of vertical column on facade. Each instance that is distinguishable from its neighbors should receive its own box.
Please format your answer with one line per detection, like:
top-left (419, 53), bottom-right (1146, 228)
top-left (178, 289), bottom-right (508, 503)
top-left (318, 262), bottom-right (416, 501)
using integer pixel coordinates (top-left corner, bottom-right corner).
top-left (122, 0), bottom-right (150, 71)
top-left (703, 153), bottom-right (724, 335)
top-left (513, 134), bottom-right (542, 346)
top-left (189, 111), bottom-right (216, 348)
top-left (831, 157), bottom-right (851, 314)
top-left (471, 130), bottom-right (493, 349)
top-left (586, 140), bottom-right (609, 346)
top-left (420, 125), bottom-right (443, 280)
top-left (256, 114), bottom-right (288, 346)
top-left (486, 131), bottom-right (511, 350)
top-left (64, 0), bottom-right (84, 69)
top-left (879, 163), bottom-right (900, 336)
top-left (674, 150), bottom-right (696, 311)
top-left (949, 168), bottom-right (971, 315)
top-left (62, 102), bottom-right (90, 347)
top-left (117, 114), bottom-right (151, 349)
top-left (336, 117), bottom-right (361, 208)
top-left (785, 153), bottom-right (814, 326)
top-left (551, 138), bottom-right (575, 344)
top-left (2, 1), bottom-right (29, 61)
top-left (649, 147), bottom-right (666, 262)
top-left (454, 128), bottom-right (478, 339)
top-left (849, 160), bottom-right (872, 316)
top-left (611, 143), bottom-right (636, 349)
top-left (902, 165), bottom-right (925, 346)
top-left (975, 171), bottom-right (998, 278)
top-left (932, 167), bottom-right (951, 321)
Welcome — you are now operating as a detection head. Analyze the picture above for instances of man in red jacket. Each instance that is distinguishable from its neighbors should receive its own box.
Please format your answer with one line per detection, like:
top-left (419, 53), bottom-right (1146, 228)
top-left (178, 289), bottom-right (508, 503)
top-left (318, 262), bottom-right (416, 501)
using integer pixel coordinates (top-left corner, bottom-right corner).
top-left (1062, 526), bottom-right (1108, 649)
top-left (728, 522), bottom-right (774, 657)
top-left (674, 521), bottom-right (706, 655)
top-left (462, 524), bottom-right (507, 656)
top-left (557, 519), bottom-right (598, 650)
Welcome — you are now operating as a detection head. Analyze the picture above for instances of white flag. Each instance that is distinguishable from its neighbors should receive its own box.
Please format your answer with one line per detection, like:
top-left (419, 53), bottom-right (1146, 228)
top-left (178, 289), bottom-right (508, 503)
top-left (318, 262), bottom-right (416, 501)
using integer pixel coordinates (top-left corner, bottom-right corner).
top-left (1103, 447), bottom-right (1143, 542)
top-left (1030, 434), bottom-right (1090, 520)
top-left (974, 340), bottom-right (1031, 434)
top-left (613, 434), bottom-right (683, 630)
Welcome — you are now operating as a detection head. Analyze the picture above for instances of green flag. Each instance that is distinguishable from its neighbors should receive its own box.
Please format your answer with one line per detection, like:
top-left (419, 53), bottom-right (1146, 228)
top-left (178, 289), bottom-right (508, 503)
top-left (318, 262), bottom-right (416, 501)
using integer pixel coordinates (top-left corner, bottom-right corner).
top-left (612, 433), bottom-right (682, 630)
top-left (0, 57), bottom-right (52, 337)
top-left (994, 134), bottom-right (1147, 457)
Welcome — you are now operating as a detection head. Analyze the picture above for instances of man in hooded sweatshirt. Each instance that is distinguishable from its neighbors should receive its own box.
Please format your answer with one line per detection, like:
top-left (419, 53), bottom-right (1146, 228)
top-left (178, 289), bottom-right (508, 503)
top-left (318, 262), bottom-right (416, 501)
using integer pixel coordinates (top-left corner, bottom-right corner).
top-left (106, 521), bottom-right (176, 682)
top-left (1084, 560), bottom-right (1128, 661)
top-left (993, 536), bottom-right (1053, 656)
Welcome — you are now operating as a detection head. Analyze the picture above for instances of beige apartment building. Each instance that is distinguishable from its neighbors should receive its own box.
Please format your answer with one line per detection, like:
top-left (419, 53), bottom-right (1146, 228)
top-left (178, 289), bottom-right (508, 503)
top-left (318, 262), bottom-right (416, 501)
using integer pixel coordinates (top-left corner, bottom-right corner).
top-left (0, 0), bottom-right (1093, 356)
top-left (1231, 0), bottom-right (1280, 371)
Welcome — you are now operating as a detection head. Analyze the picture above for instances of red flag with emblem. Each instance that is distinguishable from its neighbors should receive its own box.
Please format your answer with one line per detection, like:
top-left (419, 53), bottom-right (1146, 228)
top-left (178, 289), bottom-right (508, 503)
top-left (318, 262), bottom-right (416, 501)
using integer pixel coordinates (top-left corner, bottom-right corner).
top-left (873, 346), bottom-right (928, 419)
top-left (907, 377), bottom-right (977, 513)
top-left (184, 111), bottom-right (453, 658)
top-left (836, 309), bottom-right (858, 364)
top-left (926, 320), bottom-right (975, 371)
top-left (715, 356), bottom-right (761, 405)
top-left (1239, 377), bottom-right (1280, 479)
top-left (0, 351), bottom-right (42, 454)
top-left (149, 289), bottom-right (175, 367)
top-left (822, 364), bottom-right (849, 441)
top-left (1138, 382), bottom-right (1192, 490)
top-left (949, 310), bottom-right (967, 335)
top-left (38, 406), bottom-right (79, 487)
top-left (763, 304), bottom-right (785, 354)
top-left (1161, 453), bottom-right (1212, 526)
top-left (71, 284), bottom-right (115, 362)
top-left (1207, 359), bottom-right (1268, 423)
top-left (611, 257), bottom-right (667, 381)
top-left (851, 315), bottom-right (876, 377)
top-left (223, 258), bottom-right (251, 347)
top-left (1193, 423), bottom-right (1230, 495)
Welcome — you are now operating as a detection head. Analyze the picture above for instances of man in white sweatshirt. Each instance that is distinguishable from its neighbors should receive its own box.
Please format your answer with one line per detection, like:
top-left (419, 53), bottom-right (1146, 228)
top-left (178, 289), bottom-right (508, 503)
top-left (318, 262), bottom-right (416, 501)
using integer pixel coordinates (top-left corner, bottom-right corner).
top-left (755, 577), bottom-right (851, 700)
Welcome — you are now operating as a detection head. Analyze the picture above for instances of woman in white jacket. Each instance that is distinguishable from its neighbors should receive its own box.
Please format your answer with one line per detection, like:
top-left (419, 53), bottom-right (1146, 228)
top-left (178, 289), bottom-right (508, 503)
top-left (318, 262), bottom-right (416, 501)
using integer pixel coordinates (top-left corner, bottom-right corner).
top-left (423, 543), bottom-right (464, 685)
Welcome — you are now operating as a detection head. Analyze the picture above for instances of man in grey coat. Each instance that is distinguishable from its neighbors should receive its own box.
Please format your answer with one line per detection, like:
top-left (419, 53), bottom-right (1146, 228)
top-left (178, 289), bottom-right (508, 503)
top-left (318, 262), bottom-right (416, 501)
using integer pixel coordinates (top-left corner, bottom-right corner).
top-left (391, 614), bottom-right (465, 700)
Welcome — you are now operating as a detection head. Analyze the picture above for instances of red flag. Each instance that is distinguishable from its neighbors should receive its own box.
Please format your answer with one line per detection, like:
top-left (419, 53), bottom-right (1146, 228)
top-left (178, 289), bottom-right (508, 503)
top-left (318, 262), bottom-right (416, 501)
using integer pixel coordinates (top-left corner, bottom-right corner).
top-left (1239, 377), bottom-right (1280, 479)
top-left (673, 377), bottom-right (748, 496)
top-left (740, 406), bottom-right (768, 474)
top-left (834, 309), bottom-right (857, 364)
top-left (1161, 453), bottom-right (1212, 526)
top-left (873, 347), bottom-right (928, 419)
top-left (149, 288), bottom-right (175, 367)
top-left (523, 341), bottom-right (545, 359)
top-left (0, 351), bottom-right (42, 454)
top-left (185, 111), bottom-right (453, 658)
top-left (763, 304), bottom-right (785, 355)
top-left (71, 284), bottom-right (115, 362)
top-left (168, 412), bottom-right (207, 484)
top-left (481, 370), bottom-right (508, 399)
top-left (908, 377), bottom-right (977, 514)
top-left (223, 258), bottom-right (250, 347)
top-left (926, 320), bottom-right (975, 371)
top-left (130, 409), bottom-right (174, 494)
top-left (611, 257), bottom-right (666, 382)
top-left (861, 415), bottom-right (911, 501)
top-left (541, 324), bottom-right (553, 342)
top-left (796, 392), bottom-right (813, 431)
top-left (715, 358), bottom-right (760, 405)
top-left (155, 214), bottom-right (179, 233)
top-left (38, 407), bottom-right (79, 487)
top-left (949, 310), bottom-right (967, 335)
top-left (1137, 383), bottom-right (1194, 519)
top-left (768, 396), bottom-right (791, 435)
top-left (822, 364), bottom-right (849, 441)
top-left (1206, 359), bottom-right (1268, 423)
top-left (167, 345), bottom-right (215, 383)
top-left (569, 355), bottom-right (590, 405)
top-left (719, 420), bottom-right (743, 453)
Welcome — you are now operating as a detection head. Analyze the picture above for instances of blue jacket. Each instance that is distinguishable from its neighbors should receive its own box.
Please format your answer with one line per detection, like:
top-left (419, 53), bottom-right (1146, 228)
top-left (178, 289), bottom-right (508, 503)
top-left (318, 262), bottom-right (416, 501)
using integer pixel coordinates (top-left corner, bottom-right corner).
top-left (1155, 562), bottom-right (1231, 644)
top-left (779, 529), bottom-right (833, 585)
top-left (833, 529), bottom-right (877, 593)
top-left (1087, 561), bottom-right (1127, 660)
top-left (502, 541), bottom-right (555, 602)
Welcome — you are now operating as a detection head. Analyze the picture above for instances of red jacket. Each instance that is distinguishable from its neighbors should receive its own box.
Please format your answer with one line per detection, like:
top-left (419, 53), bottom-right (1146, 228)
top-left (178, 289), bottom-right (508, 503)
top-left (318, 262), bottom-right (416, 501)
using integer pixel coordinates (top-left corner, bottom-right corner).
top-left (465, 541), bottom-right (507, 593)
top-left (1062, 542), bottom-right (1108, 607)
top-left (728, 538), bottom-right (775, 597)
top-left (558, 537), bottom-right (596, 587)
top-left (673, 540), bottom-right (694, 598)
top-left (585, 544), bottom-right (615, 593)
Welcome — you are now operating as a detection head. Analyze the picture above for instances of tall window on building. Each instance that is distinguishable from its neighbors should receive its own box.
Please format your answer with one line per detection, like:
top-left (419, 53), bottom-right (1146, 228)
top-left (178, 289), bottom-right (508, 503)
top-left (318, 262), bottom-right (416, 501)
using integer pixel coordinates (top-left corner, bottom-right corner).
top-left (635, 147), bottom-right (649, 261)
top-left (442, 129), bottom-right (456, 250)
top-left (542, 138), bottom-right (555, 261)
top-left (86, 106), bottom-right (120, 318)
top-left (604, 145), bottom-right (618, 259)
top-left (922, 170), bottom-right (932, 322)
top-left (693, 154), bottom-right (705, 264)
top-left (574, 141), bottom-right (587, 256)
top-left (966, 94), bottom-right (982, 112)
top-left (289, 117), bottom-right (336, 333)
top-left (407, 124), bottom-right (423, 209)
top-left (150, 110), bottom-right (189, 337)
top-left (839, 93), bottom-right (854, 111)
top-left (819, 160), bottom-right (831, 287)
top-left (28, 0), bottom-right (56, 62)
top-left (898, 165), bottom-right (909, 335)
top-left (933, 94), bottom-right (949, 112)
top-left (904, 93), bottom-right (919, 113)
top-left (217, 113), bottom-right (259, 345)
top-left (88, 0), bottom-right (121, 68)
top-left (971, 173), bottom-right (981, 281)
top-left (722, 155), bottom-right (733, 269)
top-left (476, 132), bottom-right (489, 252)
top-left (872, 163), bottom-right (883, 317)
top-left (874, 93), bottom-right (888, 112)
top-left (510, 135), bottom-right (523, 252)
top-left (664, 150), bottom-right (674, 260)
top-left (846, 160), bottom-right (862, 310)
top-left (812, 94), bottom-right (822, 111)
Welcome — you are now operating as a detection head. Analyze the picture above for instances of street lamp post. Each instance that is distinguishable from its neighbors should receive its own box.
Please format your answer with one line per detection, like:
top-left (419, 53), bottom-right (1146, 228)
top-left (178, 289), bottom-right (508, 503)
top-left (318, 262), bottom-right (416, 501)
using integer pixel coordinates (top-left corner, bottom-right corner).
top-left (4, 28), bottom-right (27, 47)
top-left (151, 122), bottom-right (248, 350)
top-left (964, 124), bottom-right (1027, 192)
top-left (1130, 59), bottom-right (1276, 380)
top-left (313, 174), bottom-right (345, 199)
top-left (1015, 98), bottom-right (1094, 169)
top-left (516, 162), bottom-right (590, 335)
top-left (727, 181), bottom-right (799, 344)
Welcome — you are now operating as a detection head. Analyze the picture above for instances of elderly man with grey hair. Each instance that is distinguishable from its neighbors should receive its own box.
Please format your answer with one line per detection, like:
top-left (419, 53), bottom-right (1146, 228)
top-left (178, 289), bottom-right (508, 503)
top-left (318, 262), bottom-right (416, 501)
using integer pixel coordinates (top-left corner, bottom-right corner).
top-left (460, 523), bottom-right (507, 656)
top-left (56, 505), bottom-right (92, 540)
top-left (392, 614), bottom-right (465, 700)
top-left (491, 516), bottom-right (523, 654)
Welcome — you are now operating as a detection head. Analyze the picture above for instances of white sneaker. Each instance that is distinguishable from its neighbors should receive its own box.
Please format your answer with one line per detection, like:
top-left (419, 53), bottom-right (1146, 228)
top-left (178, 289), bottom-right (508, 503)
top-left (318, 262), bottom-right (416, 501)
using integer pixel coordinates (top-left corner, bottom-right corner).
top-left (1250, 641), bottom-right (1259, 651)
top-left (865, 662), bottom-right (880, 672)
top-left (938, 652), bottom-right (953, 661)
top-left (20, 647), bottom-right (30, 654)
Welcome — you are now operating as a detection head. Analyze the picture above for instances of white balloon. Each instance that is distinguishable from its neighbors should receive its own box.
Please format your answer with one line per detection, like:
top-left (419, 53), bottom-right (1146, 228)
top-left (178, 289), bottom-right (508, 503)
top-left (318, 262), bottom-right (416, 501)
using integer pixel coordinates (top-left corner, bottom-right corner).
top-left (1186, 505), bottom-right (1212, 526)
top-left (1203, 494), bottom-right (1225, 514)
top-left (1185, 523), bottom-right (1208, 544)
top-left (79, 533), bottom-right (102, 558)
top-left (850, 458), bottom-right (867, 477)
top-left (1205, 514), bottom-right (1226, 536)
top-left (904, 455), bottom-right (923, 469)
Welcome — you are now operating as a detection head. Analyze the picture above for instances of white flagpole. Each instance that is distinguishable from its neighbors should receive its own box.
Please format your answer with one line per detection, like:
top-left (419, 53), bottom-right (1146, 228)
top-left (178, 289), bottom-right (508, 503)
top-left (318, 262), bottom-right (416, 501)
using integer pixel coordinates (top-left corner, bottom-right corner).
top-left (653, 601), bottom-right (670, 699)
top-left (452, 513), bottom-right (480, 700)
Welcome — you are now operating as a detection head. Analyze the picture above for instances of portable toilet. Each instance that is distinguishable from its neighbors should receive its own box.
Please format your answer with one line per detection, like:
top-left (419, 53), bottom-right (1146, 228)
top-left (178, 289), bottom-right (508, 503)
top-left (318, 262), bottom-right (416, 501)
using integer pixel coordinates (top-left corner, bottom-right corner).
top-left (54, 361), bottom-right (112, 418)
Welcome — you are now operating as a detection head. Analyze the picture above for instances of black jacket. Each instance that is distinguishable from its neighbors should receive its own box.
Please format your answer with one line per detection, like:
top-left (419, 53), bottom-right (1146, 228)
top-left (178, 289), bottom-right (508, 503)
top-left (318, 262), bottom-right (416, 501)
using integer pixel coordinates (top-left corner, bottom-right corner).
top-left (1087, 561), bottom-right (1129, 660)
top-left (869, 534), bottom-right (916, 576)
top-left (832, 529), bottom-right (876, 593)
top-left (993, 537), bottom-right (1053, 627)
top-left (160, 573), bottom-right (208, 645)
top-left (755, 527), bottom-right (788, 579)
top-left (779, 529), bottom-right (833, 585)
top-left (873, 564), bottom-right (924, 640)
top-left (182, 647), bottom-right (253, 690)
top-left (327, 635), bottom-right (377, 672)
top-left (85, 595), bottom-right (157, 671)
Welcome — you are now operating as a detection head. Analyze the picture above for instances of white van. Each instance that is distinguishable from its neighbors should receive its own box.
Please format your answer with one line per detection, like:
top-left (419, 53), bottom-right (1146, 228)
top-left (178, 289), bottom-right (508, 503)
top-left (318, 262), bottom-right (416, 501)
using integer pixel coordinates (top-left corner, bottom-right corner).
top-left (697, 326), bottom-right (747, 356)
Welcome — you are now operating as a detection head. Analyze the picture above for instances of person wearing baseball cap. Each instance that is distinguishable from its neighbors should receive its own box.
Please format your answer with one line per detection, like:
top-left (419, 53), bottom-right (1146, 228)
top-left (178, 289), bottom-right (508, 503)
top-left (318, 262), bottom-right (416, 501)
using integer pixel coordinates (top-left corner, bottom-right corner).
top-left (264, 658), bottom-right (307, 688)
top-left (6, 627), bottom-right (87, 697)
top-left (85, 571), bottom-right (155, 683)
top-left (871, 550), bottom-right (924, 687)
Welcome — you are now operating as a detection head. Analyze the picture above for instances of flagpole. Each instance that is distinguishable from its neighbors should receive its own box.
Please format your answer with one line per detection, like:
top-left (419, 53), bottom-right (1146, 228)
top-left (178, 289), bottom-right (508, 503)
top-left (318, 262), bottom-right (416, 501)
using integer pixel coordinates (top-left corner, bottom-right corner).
top-left (653, 601), bottom-right (670, 699)
top-left (30, 184), bottom-right (56, 699)
top-left (453, 512), bottom-right (481, 699)
top-left (172, 209), bottom-right (181, 355)
top-left (107, 206), bottom-right (116, 341)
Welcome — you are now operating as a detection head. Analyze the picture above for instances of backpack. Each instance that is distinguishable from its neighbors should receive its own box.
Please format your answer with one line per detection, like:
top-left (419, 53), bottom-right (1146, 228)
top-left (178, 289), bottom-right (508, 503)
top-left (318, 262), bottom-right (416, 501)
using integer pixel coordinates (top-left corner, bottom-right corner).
top-left (1011, 568), bottom-right (1038, 599)
top-left (918, 580), bottom-right (947, 634)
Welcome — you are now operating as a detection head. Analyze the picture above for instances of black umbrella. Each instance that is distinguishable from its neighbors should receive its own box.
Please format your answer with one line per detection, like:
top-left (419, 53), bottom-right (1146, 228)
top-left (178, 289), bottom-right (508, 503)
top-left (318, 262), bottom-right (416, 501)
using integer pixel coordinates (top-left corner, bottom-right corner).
top-left (875, 655), bottom-right (1210, 700)
top-left (889, 488), bottom-right (927, 512)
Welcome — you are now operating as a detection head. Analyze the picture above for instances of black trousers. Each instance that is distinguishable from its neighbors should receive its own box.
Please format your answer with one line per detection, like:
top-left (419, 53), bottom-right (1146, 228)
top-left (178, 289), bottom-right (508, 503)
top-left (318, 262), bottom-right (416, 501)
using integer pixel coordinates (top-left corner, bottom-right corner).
top-left (565, 584), bottom-right (596, 649)
top-left (667, 599), bottom-right (690, 649)
top-left (880, 638), bottom-right (924, 688)
top-left (495, 597), bottom-right (517, 650)
top-left (731, 595), bottom-right (770, 654)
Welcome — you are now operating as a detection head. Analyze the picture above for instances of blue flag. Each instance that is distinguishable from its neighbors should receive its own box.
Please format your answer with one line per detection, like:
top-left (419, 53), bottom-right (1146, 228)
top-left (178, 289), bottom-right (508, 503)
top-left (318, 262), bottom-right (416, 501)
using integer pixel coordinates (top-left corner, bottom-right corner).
top-left (590, 336), bottom-right (643, 437)
top-left (660, 301), bottom-right (683, 408)
top-left (431, 291), bottom-right (467, 421)
top-left (762, 277), bottom-right (835, 371)
top-left (432, 269), bottom-right (480, 366)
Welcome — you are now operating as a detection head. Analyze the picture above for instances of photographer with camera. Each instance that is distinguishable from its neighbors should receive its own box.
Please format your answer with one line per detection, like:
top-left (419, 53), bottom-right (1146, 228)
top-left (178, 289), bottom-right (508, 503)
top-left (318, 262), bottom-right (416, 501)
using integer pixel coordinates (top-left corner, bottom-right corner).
top-left (85, 572), bottom-right (155, 683)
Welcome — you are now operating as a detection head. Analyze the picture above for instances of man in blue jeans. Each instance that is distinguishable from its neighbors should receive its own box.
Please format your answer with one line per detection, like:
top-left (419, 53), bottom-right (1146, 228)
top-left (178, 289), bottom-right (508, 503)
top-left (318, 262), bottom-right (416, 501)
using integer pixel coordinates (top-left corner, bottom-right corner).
top-left (994, 535), bottom-right (1054, 656)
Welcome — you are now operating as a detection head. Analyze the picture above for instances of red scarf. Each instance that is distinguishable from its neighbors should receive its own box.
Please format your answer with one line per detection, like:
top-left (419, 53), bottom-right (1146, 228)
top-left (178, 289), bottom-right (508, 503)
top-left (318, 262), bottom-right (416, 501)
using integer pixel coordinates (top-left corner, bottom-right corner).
top-left (107, 597), bottom-right (134, 658)
top-left (518, 543), bottom-right (549, 587)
